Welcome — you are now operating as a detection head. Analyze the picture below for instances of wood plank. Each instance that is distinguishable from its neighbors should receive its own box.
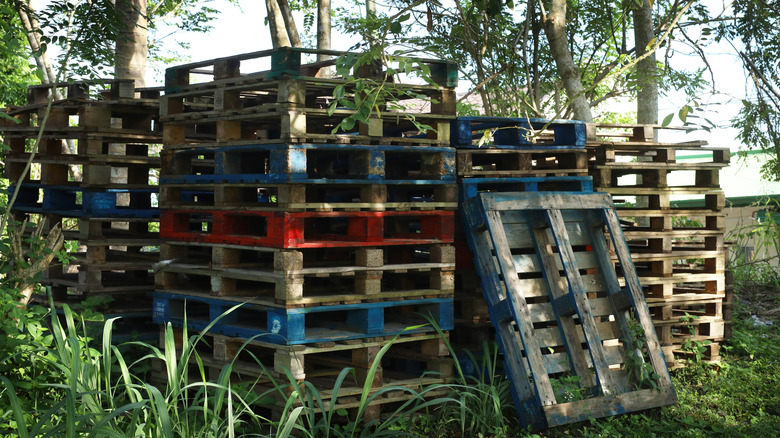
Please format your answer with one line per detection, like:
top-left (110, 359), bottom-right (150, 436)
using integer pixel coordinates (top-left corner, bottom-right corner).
top-left (486, 210), bottom-right (557, 406)
top-left (528, 210), bottom-right (595, 389)
top-left (601, 208), bottom-right (674, 388)
top-left (545, 208), bottom-right (617, 396)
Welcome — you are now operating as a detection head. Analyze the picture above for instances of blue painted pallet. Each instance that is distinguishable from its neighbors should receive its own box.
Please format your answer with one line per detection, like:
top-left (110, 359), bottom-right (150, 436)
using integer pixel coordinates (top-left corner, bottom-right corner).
top-left (153, 291), bottom-right (454, 345)
top-left (450, 117), bottom-right (587, 148)
top-left (460, 192), bottom-right (676, 430)
top-left (9, 184), bottom-right (159, 218)
top-left (458, 176), bottom-right (593, 202)
top-left (165, 143), bottom-right (456, 184)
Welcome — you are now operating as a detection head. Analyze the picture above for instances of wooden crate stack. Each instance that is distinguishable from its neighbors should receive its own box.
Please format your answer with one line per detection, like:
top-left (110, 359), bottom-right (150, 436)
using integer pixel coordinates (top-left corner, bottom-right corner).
top-left (153, 48), bottom-right (459, 418)
top-left (450, 117), bottom-right (592, 357)
top-left (1, 79), bottom-right (163, 338)
top-left (586, 124), bottom-right (730, 367)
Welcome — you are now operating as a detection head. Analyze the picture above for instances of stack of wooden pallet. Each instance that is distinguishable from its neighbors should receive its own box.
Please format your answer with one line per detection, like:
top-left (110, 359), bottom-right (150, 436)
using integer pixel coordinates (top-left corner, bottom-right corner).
top-left (450, 117), bottom-right (591, 354)
top-left (587, 124), bottom-right (730, 367)
top-left (153, 48), bottom-right (459, 418)
top-left (1, 79), bottom-right (162, 338)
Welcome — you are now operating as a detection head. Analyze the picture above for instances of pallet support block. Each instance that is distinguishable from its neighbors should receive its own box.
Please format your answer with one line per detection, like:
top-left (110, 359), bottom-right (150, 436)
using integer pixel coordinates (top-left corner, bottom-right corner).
top-left (461, 191), bottom-right (677, 430)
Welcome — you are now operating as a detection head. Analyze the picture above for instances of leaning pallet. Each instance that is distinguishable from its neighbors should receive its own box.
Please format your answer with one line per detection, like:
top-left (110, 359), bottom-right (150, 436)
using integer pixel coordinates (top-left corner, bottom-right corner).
top-left (587, 123), bottom-right (729, 367)
top-left (461, 191), bottom-right (677, 430)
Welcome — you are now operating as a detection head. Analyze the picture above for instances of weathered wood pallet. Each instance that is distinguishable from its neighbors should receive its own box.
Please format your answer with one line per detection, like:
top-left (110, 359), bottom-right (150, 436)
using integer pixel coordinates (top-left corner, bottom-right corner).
top-left (158, 328), bottom-right (451, 422)
top-left (162, 143), bottom-right (455, 183)
top-left (461, 191), bottom-right (676, 430)
top-left (166, 329), bottom-right (452, 383)
top-left (614, 208), bottom-right (725, 232)
top-left (450, 117), bottom-right (587, 147)
top-left (160, 209), bottom-right (454, 248)
top-left (160, 180), bottom-right (457, 212)
top-left (162, 106), bottom-right (453, 147)
top-left (157, 242), bottom-right (454, 305)
top-left (152, 291), bottom-right (453, 345)
top-left (608, 187), bottom-right (726, 210)
top-left (163, 47), bottom-right (458, 92)
top-left (592, 166), bottom-right (725, 190)
top-left (42, 271), bottom-right (155, 295)
top-left (584, 123), bottom-right (690, 143)
top-left (5, 156), bottom-right (160, 186)
top-left (458, 176), bottom-right (593, 202)
top-left (589, 144), bottom-right (729, 165)
top-left (11, 184), bottom-right (159, 218)
top-left (456, 148), bottom-right (588, 178)
top-left (621, 230), bottom-right (725, 253)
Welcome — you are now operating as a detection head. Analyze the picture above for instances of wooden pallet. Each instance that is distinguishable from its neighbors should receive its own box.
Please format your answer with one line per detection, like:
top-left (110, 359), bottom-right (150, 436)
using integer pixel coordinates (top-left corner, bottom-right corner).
top-left (162, 106), bottom-right (454, 147)
top-left (451, 117), bottom-right (587, 148)
top-left (458, 176), bottom-right (593, 202)
top-left (11, 184), bottom-right (159, 218)
top-left (456, 148), bottom-right (588, 178)
top-left (160, 209), bottom-right (454, 248)
top-left (160, 180), bottom-right (457, 212)
top-left (461, 192), bottom-right (676, 430)
top-left (589, 143), bottom-right (729, 163)
top-left (158, 242), bottom-right (454, 305)
top-left (162, 143), bottom-right (455, 183)
top-left (163, 47), bottom-right (458, 91)
top-left (158, 327), bottom-right (452, 421)
top-left (152, 291), bottom-right (453, 345)
top-left (585, 123), bottom-right (690, 143)
top-left (592, 165), bottom-right (726, 190)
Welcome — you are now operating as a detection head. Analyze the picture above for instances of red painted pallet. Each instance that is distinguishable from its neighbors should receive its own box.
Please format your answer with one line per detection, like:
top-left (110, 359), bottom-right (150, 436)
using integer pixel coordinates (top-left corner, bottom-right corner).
top-left (160, 209), bottom-right (454, 248)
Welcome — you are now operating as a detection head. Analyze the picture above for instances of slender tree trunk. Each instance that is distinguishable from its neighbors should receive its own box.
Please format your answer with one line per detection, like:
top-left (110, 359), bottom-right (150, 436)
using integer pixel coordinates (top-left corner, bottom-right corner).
top-left (115, 0), bottom-right (148, 87)
top-left (278, 0), bottom-right (301, 47)
top-left (266, 0), bottom-right (291, 47)
top-left (16, 0), bottom-right (82, 181)
top-left (542, 0), bottom-right (593, 122)
top-left (366, 0), bottom-right (377, 46)
top-left (633, 0), bottom-right (658, 126)
top-left (17, 4), bottom-right (57, 88)
top-left (317, 0), bottom-right (332, 77)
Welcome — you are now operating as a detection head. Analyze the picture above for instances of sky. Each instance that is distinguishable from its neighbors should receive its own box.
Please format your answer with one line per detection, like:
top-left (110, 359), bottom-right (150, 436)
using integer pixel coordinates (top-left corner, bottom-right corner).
top-left (148, 0), bottom-right (751, 153)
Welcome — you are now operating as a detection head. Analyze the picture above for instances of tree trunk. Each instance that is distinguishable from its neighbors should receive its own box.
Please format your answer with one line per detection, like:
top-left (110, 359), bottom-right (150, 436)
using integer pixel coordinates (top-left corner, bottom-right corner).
top-left (278, 0), bottom-right (301, 47)
top-left (267, 0), bottom-right (292, 47)
top-left (10, 220), bottom-right (64, 306)
top-left (317, 0), bottom-right (332, 77)
top-left (115, 0), bottom-right (148, 87)
top-left (633, 0), bottom-right (658, 126)
top-left (542, 0), bottom-right (593, 122)
top-left (15, 0), bottom-right (82, 181)
top-left (17, 4), bottom-right (57, 88)
top-left (366, 0), bottom-right (377, 46)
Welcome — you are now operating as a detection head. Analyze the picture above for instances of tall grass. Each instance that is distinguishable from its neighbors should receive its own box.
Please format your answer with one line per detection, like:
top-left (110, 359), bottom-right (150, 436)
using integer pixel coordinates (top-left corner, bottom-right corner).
top-left (1, 302), bottom-right (518, 437)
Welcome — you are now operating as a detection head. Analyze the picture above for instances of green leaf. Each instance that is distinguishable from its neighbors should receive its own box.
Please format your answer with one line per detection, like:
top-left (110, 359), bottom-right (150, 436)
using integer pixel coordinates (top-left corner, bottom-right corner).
top-left (661, 113), bottom-right (674, 127)
top-left (678, 105), bottom-right (692, 123)
top-left (390, 21), bottom-right (402, 34)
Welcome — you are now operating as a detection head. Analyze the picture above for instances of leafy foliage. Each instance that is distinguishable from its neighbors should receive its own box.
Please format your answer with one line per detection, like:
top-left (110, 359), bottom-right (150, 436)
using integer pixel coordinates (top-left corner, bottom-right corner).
top-left (335, 0), bottom-right (706, 120)
top-left (0, 4), bottom-right (37, 107)
top-left (713, 1), bottom-right (780, 180)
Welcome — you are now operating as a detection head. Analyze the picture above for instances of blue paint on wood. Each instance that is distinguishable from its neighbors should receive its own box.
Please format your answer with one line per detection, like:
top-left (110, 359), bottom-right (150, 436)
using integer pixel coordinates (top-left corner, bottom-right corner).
top-left (458, 176), bottom-right (593, 202)
top-left (490, 299), bottom-right (514, 324)
top-left (152, 292), bottom-right (453, 344)
top-left (450, 117), bottom-right (587, 148)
